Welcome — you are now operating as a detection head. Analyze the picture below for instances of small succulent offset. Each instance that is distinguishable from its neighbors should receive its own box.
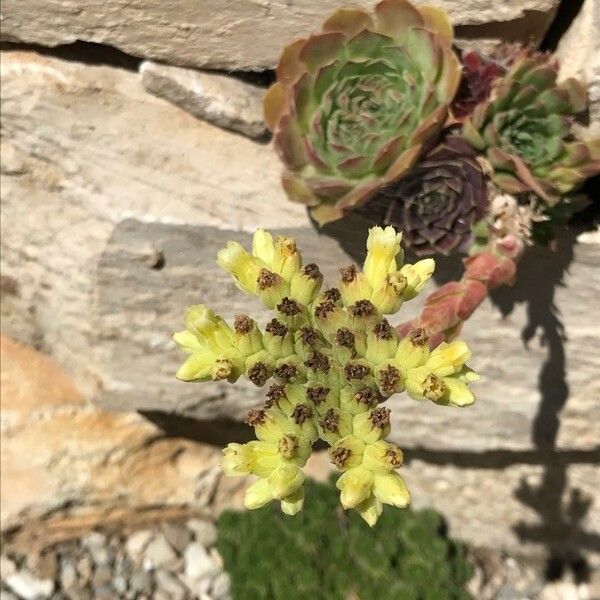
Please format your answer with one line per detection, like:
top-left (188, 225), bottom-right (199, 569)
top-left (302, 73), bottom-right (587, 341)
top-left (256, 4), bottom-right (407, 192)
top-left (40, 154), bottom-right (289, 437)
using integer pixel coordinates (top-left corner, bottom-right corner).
top-left (174, 227), bottom-right (478, 525)
top-left (463, 54), bottom-right (600, 204)
top-left (264, 0), bottom-right (461, 225)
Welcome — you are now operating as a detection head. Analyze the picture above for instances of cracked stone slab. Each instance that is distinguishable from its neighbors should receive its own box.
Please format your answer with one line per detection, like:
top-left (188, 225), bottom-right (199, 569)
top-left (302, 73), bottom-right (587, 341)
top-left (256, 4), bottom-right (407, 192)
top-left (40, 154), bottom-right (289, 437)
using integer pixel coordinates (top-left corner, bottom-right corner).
top-left (140, 61), bottom-right (268, 141)
top-left (0, 0), bottom-right (561, 71)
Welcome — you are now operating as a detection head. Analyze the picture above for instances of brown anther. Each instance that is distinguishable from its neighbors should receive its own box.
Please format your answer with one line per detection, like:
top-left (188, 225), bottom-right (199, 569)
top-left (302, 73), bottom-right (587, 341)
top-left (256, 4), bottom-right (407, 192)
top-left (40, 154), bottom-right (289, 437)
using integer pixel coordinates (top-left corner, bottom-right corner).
top-left (234, 315), bottom-right (253, 334)
top-left (307, 386), bottom-right (329, 405)
top-left (265, 318), bottom-right (288, 337)
top-left (335, 328), bottom-right (355, 349)
top-left (299, 326), bottom-right (319, 347)
top-left (378, 365), bottom-right (402, 395)
top-left (292, 403), bottom-right (313, 425)
top-left (266, 384), bottom-right (286, 404)
top-left (319, 408), bottom-right (340, 433)
top-left (385, 447), bottom-right (404, 468)
top-left (277, 297), bottom-right (301, 317)
top-left (409, 328), bottom-right (430, 346)
top-left (373, 319), bottom-right (393, 340)
top-left (323, 287), bottom-right (341, 303)
top-left (354, 387), bottom-right (383, 407)
top-left (349, 299), bottom-right (376, 318)
top-left (213, 359), bottom-right (233, 380)
top-left (314, 300), bottom-right (336, 319)
top-left (278, 435), bottom-right (299, 460)
top-left (247, 362), bottom-right (269, 387)
top-left (344, 362), bottom-right (370, 380)
top-left (370, 407), bottom-right (391, 429)
top-left (274, 363), bottom-right (298, 383)
top-left (257, 268), bottom-right (280, 290)
top-left (330, 446), bottom-right (351, 469)
top-left (304, 351), bottom-right (330, 373)
top-left (303, 263), bottom-right (321, 280)
top-left (245, 408), bottom-right (267, 426)
top-left (422, 373), bottom-right (446, 402)
top-left (340, 264), bottom-right (358, 283)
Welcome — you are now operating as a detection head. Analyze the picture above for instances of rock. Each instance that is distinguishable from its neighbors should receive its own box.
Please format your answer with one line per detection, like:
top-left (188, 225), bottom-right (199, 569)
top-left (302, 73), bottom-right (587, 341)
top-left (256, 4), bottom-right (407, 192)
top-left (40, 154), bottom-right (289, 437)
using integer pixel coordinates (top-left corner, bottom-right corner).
top-left (556, 0), bottom-right (600, 137)
top-left (125, 530), bottom-right (153, 562)
top-left (211, 572), bottom-right (231, 600)
top-left (186, 519), bottom-right (218, 547)
top-left (0, 0), bottom-right (561, 71)
top-left (0, 555), bottom-right (17, 578)
top-left (81, 532), bottom-right (107, 550)
top-left (183, 542), bottom-right (219, 584)
top-left (5, 570), bottom-right (55, 600)
top-left (160, 523), bottom-right (192, 555)
top-left (140, 61), bottom-right (267, 140)
top-left (154, 569), bottom-right (188, 600)
top-left (75, 556), bottom-right (93, 586)
top-left (129, 569), bottom-right (154, 595)
top-left (58, 558), bottom-right (78, 591)
top-left (143, 535), bottom-right (178, 570)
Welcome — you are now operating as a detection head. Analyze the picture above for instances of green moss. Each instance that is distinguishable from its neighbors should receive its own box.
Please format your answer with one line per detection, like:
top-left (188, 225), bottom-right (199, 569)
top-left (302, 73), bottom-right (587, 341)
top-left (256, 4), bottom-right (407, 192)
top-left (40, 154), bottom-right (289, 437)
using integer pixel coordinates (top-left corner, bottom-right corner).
top-left (217, 478), bottom-right (473, 600)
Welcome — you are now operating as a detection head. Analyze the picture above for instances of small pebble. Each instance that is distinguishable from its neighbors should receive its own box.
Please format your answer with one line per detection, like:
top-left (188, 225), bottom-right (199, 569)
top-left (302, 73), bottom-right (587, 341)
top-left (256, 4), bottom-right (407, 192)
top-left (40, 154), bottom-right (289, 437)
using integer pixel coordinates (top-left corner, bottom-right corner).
top-left (184, 542), bottom-right (219, 582)
top-left (155, 569), bottom-right (189, 600)
top-left (161, 522), bottom-right (192, 554)
top-left (187, 518), bottom-right (218, 547)
top-left (211, 571), bottom-right (232, 600)
top-left (0, 555), bottom-right (17, 578)
top-left (125, 529), bottom-right (153, 561)
top-left (5, 570), bottom-right (55, 600)
top-left (59, 557), bottom-right (78, 590)
top-left (129, 568), bottom-right (154, 595)
top-left (81, 532), bottom-right (107, 549)
top-left (143, 535), bottom-right (178, 570)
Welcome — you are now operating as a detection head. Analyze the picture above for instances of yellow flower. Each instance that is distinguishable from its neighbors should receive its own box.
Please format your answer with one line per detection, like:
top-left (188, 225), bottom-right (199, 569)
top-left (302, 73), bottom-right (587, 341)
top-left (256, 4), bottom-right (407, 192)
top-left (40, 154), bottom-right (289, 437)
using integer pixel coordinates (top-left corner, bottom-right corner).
top-left (370, 272), bottom-right (407, 314)
top-left (336, 465), bottom-right (374, 508)
top-left (373, 472), bottom-right (410, 507)
top-left (363, 226), bottom-right (403, 289)
top-left (273, 236), bottom-right (302, 282)
top-left (221, 443), bottom-right (254, 476)
top-left (281, 487), bottom-right (305, 516)
top-left (217, 241), bottom-right (265, 296)
top-left (362, 441), bottom-right (404, 474)
top-left (400, 259), bottom-right (435, 300)
top-left (244, 478), bottom-right (274, 510)
top-left (268, 464), bottom-right (305, 500)
top-left (356, 494), bottom-right (383, 527)
top-left (339, 264), bottom-right (372, 306)
top-left (426, 341), bottom-right (472, 376)
top-left (289, 263), bottom-right (323, 305)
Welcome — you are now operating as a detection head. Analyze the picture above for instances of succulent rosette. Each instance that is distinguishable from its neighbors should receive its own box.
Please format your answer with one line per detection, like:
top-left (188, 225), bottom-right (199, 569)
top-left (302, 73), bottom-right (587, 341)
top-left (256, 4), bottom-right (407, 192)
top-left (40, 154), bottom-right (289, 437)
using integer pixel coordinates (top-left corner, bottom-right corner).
top-left (362, 134), bottom-right (488, 255)
top-left (463, 55), bottom-right (600, 203)
top-left (264, 0), bottom-right (461, 225)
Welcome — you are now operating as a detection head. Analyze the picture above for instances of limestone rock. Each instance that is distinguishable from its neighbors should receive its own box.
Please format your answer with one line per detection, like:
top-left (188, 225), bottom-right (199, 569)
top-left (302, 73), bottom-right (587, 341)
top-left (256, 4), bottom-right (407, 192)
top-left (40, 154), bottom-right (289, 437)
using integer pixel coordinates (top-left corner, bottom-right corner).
top-left (0, 334), bottom-right (221, 533)
top-left (556, 0), bottom-right (600, 137)
top-left (140, 61), bottom-right (267, 140)
top-left (0, 0), bottom-right (560, 71)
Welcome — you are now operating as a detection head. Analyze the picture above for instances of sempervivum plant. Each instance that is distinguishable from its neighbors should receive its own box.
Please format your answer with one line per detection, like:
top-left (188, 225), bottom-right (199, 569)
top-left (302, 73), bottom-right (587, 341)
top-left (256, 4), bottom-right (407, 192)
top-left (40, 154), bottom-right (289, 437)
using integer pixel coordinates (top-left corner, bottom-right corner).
top-left (363, 134), bottom-right (488, 255)
top-left (264, 0), bottom-right (461, 225)
top-left (174, 227), bottom-right (478, 525)
top-left (463, 54), bottom-right (600, 203)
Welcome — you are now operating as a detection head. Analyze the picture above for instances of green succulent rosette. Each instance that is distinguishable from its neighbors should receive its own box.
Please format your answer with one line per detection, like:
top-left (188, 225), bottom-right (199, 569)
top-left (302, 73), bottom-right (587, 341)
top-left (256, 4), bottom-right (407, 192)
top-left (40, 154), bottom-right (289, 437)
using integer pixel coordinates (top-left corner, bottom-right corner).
top-left (463, 55), bottom-right (600, 204)
top-left (264, 0), bottom-right (461, 225)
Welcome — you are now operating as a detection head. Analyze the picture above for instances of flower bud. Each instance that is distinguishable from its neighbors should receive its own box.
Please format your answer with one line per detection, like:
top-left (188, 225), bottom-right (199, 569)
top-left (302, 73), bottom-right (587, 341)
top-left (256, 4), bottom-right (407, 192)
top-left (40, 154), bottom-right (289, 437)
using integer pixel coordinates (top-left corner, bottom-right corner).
top-left (373, 472), bottom-right (410, 507)
top-left (276, 296), bottom-right (307, 330)
top-left (312, 298), bottom-right (347, 336)
top-left (291, 403), bottom-right (318, 441)
top-left (211, 357), bottom-right (239, 382)
top-left (244, 478), bottom-right (274, 509)
top-left (256, 268), bottom-right (289, 309)
top-left (370, 272), bottom-right (407, 314)
top-left (221, 443), bottom-right (254, 476)
top-left (339, 385), bottom-right (383, 415)
top-left (336, 466), bottom-right (374, 508)
top-left (247, 407), bottom-right (288, 443)
top-left (247, 440), bottom-right (280, 477)
top-left (294, 325), bottom-right (323, 360)
top-left (353, 407), bottom-right (391, 444)
top-left (400, 259), bottom-right (435, 301)
top-left (306, 385), bottom-right (335, 415)
top-left (263, 318), bottom-right (294, 358)
top-left (233, 314), bottom-right (263, 356)
top-left (442, 377), bottom-right (476, 407)
top-left (426, 341), bottom-right (472, 376)
top-left (318, 407), bottom-right (353, 445)
top-left (217, 241), bottom-right (264, 296)
top-left (363, 226), bottom-right (403, 289)
top-left (251, 229), bottom-right (275, 266)
top-left (280, 487), bottom-right (304, 516)
top-left (405, 369), bottom-right (446, 403)
top-left (339, 264), bottom-right (372, 306)
top-left (174, 349), bottom-right (214, 382)
top-left (329, 435), bottom-right (365, 471)
top-left (244, 351), bottom-right (273, 387)
top-left (362, 441), bottom-right (404, 473)
top-left (303, 350), bottom-right (331, 377)
top-left (396, 328), bottom-right (430, 370)
top-left (268, 464), bottom-right (304, 500)
top-left (289, 263), bottom-right (323, 305)
top-left (273, 356), bottom-right (304, 384)
top-left (365, 319), bottom-right (398, 364)
top-left (273, 236), bottom-right (302, 282)
top-left (347, 299), bottom-right (381, 331)
top-left (184, 305), bottom-right (234, 351)
top-left (356, 494), bottom-right (383, 527)
top-left (343, 360), bottom-right (371, 383)
top-left (374, 362), bottom-right (404, 397)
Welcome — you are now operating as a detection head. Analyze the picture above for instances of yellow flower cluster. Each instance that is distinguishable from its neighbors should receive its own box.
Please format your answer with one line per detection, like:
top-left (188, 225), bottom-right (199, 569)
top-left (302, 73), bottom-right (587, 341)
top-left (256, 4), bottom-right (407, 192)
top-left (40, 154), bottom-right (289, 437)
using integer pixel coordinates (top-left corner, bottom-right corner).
top-left (174, 227), bottom-right (478, 525)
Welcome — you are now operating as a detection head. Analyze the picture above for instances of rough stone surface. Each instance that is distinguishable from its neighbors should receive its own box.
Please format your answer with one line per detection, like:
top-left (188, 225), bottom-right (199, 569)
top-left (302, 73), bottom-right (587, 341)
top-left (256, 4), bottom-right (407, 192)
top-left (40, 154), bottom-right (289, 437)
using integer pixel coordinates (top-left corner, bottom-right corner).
top-left (0, 0), bottom-right (560, 71)
top-left (0, 334), bottom-right (221, 532)
top-left (556, 0), bottom-right (600, 137)
top-left (140, 61), bottom-right (268, 141)
top-left (1, 50), bottom-right (599, 564)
